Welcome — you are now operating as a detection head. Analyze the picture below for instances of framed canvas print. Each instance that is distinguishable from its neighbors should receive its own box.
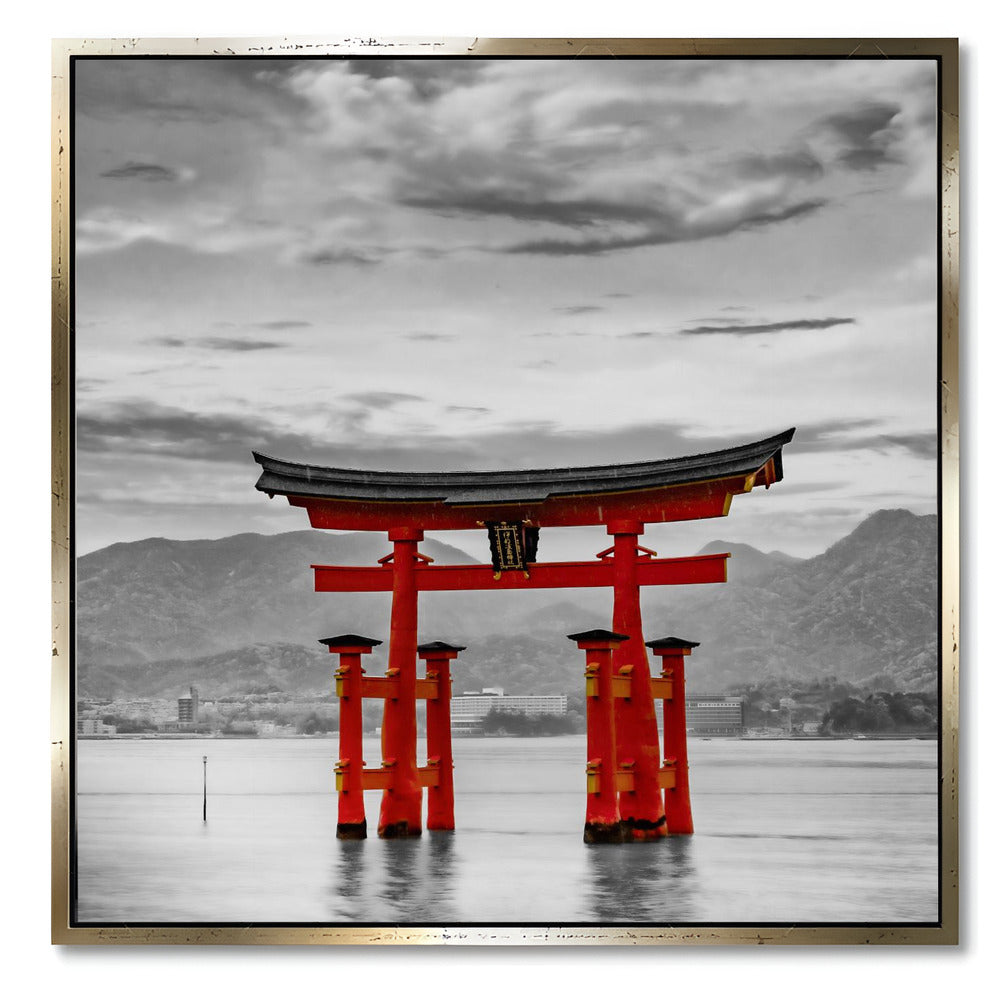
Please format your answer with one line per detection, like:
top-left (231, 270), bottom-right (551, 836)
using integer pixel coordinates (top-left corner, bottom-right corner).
top-left (51, 36), bottom-right (959, 945)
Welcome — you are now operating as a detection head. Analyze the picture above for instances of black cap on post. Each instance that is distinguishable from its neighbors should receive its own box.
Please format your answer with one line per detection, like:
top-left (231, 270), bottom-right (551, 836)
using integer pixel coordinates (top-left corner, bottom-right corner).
top-left (567, 628), bottom-right (630, 644)
top-left (645, 636), bottom-right (700, 650)
top-left (417, 641), bottom-right (467, 654)
top-left (318, 634), bottom-right (383, 650)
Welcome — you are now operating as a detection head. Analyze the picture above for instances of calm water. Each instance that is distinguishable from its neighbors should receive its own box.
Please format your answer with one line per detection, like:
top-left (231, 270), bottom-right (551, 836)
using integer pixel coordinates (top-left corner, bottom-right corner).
top-left (75, 736), bottom-right (938, 925)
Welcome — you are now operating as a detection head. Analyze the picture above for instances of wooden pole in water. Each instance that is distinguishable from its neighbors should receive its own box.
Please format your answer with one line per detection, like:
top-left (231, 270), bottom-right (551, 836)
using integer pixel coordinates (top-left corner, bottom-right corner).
top-left (203, 755), bottom-right (207, 822)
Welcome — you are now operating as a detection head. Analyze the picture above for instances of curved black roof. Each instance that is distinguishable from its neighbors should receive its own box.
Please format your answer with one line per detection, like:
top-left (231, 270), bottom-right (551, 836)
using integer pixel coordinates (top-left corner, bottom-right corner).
top-left (253, 428), bottom-right (794, 506)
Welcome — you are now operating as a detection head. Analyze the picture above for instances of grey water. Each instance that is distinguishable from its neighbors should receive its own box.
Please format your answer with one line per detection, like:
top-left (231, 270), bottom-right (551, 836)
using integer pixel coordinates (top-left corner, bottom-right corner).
top-left (75, 736), bottom-right (938, 925)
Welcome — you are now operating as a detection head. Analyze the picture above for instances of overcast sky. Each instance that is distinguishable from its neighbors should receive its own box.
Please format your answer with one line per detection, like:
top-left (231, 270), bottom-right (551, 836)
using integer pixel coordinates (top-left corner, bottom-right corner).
top-left (74, 56), bottom-right (939, 561)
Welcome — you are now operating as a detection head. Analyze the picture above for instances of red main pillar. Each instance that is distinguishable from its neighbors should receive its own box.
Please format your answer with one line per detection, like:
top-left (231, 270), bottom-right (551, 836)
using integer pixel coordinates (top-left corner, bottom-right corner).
top-left (647, 637), bottom-right (699, 835)
top-left (607, 520), bottom-right (667, 841)
top-left (568, 629), bottom-right (628, 844)
top-left (419, 641), bottom-right (464, 831)
top-left (320, 633), bottom-right (382, 840)
top-left (378, 527), bottom-right (424, 837)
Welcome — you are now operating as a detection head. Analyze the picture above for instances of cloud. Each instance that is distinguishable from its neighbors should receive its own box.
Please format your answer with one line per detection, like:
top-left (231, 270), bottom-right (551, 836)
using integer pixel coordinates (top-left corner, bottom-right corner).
top-left (76, 58), bottom-right (310, 125)
top-left (790, 421), bottom-right (936, 459)
top-left (342, 392), bottom-right (425, 408)
top-left (345, 58), bottom-right (487, 101)
top-left (76, 210), bottom-right (163, 254)
top-left (554, 305), bottom-right (604, 316)
top-left (77, 378), bottom-right (109, 393)
top-left (878, 433), bottom-right (938, 460)
top-left (447, 405), bottom-right (491, 415)
top-left (817, 101), bottom-right (902, 171)
top-left (734, 150), bottom-right (824, 182)
top-left (250, 320), bottom-right (312, 331)
top-left (78, 400), bottom-right (485, 472)
top-left (100, 162), bottom-right (182, 182)
top-left (298, 248), bottom-right (380, 267)
top-left (502, 199), bottom-right (827, 257)
top-left (677, 317), bottom-right (856, 336)
top-left (401, 191), bottom-right (655, 228)
top-left (735, 199), bottom-right (829, 230)
top-left (279, 62), bottom-right (839, 261)
top-left (75, 60), bottom-right (935, 273)
top-left (758, 481), bottom-right (845, 497)
top-left (787, 420), bottom-right (882, 450)
top-left (77, 403), bottom-right (325, 465)
top-left (198, 338), bottom-right (286, 352)
top-left (148, 336), bottom-right (287, 352)
top-left (404, 333), bottom-right (456, 342)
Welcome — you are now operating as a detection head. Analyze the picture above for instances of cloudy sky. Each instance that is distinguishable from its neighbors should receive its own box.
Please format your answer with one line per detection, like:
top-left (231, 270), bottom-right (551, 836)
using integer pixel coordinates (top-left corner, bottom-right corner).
top-left (74, 56), bottom-right (939, 561)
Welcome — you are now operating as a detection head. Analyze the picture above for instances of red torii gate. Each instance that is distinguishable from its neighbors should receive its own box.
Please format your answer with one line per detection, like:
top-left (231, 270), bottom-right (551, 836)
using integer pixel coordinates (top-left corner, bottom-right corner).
top-left (254, 428), bottom-right (794, 842)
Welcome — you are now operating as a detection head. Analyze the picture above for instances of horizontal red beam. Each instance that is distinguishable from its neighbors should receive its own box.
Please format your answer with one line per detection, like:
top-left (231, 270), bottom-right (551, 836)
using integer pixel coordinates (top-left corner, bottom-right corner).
top-left (294, 476), bottom-right (754, 532)
top-left (587, 764), bottom-right (677, 794)
top-left (335, 764), bottom-right (441, 792)
top-left (336, 675), bottom-right (441, 700)
top-left (313, 553), bottom-right (728, 593)
top-left (648, 677), bottom-right (675, 701)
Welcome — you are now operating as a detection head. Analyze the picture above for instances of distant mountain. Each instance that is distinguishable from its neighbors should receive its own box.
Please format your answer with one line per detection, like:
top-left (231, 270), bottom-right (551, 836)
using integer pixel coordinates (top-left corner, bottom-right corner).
top-left (77, 530), bottom-right (475, 667)
top-left (81, 642), bottom-right (335, 701)
top-left (77, 510), bottom-right (939, 700)
top-left (697, 540), bottom-right (803, 582)
top-left (645, 509), bottom-right (938, 692)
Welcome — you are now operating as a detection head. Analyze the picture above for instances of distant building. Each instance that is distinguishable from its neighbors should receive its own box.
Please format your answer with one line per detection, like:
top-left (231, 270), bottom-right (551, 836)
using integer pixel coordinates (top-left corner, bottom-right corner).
top-left (686, 695), bottom-right (745, 736)
top-left (77, 718), bottom-right (116, 736)
top-left (452, 690), bottom-right (568, 734)
top-left (178, 686), bottom-right (200, 724)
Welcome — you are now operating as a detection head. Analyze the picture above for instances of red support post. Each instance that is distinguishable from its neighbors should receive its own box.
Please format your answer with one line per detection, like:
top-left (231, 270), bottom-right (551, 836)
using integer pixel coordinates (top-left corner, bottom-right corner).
top-left (647, 637), bottom-right (700, 835)
top-left (418, 641), bottom-right (465, 831)
top-left (568, 629), bottom-right (629, 843)
top-left (319, 633), bottom-right (382, 840)
top-left (606, 520), bottom-right (667, 841)
top-left (378, 528), bottom-right (424, 838)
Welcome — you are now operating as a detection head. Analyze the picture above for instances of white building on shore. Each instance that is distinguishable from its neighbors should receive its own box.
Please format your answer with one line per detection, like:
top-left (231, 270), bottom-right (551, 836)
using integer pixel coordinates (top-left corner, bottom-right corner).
top-left (452, 688), bottom-right (568, 734)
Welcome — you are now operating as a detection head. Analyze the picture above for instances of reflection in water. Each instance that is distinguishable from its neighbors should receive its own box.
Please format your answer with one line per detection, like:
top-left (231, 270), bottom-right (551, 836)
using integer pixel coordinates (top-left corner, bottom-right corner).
top-left (381, 837), bottom-right (422, 916)
top-left (585, 836), bottom-right (697, 923)
top-left (424, 832), bottom-right (458, 922)
top-left (329, 830), bottom-right (458, 923)
top-left (328, 839), bottom-right (369, 921)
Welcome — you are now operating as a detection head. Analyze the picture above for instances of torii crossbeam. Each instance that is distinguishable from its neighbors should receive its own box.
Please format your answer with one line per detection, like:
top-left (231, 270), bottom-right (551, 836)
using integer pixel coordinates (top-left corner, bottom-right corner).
top-left (254, 427), bottom-right (794, 841)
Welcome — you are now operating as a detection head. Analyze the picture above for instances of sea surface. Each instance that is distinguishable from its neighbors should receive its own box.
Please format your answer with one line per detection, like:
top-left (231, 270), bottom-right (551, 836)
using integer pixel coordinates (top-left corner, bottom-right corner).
top-left (75, 735), bottom-right (938, 925)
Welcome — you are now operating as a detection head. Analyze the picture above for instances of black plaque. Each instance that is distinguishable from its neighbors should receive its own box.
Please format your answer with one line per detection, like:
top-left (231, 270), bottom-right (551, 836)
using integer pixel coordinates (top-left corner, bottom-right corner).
top-left (486, 521), bottom-right (539, 572)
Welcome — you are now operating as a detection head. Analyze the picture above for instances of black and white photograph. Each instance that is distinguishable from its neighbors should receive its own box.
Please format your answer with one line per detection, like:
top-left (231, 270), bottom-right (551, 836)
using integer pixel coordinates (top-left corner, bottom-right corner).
top-left (52, 38), bottom-right (958, 944)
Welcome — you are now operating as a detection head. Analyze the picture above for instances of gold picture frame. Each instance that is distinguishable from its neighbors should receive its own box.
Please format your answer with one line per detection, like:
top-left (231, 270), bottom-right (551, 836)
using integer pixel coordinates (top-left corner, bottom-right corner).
top-left (52, 36), bottom-right (959, 945)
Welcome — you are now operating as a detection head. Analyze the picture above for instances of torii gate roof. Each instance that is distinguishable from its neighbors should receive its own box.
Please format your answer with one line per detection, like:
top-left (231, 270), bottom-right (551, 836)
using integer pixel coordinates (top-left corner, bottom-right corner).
top-left (252, 427), bottom-right (794, 531)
